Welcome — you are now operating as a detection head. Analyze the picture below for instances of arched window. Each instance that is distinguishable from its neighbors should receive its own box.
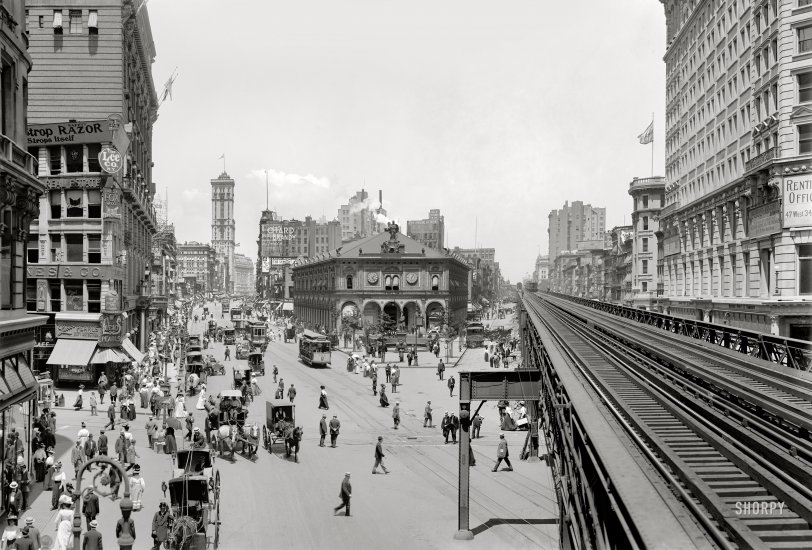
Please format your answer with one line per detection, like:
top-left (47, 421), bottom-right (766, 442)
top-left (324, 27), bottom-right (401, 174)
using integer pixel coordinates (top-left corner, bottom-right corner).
top-left (346, 275), bottom-right (353, 289)
top-left (392, 275), bottom-right (400, 290)
top-left (431, 275), bottom-right (439, 291)
top-left (385, 275), bottom-right (392, 290)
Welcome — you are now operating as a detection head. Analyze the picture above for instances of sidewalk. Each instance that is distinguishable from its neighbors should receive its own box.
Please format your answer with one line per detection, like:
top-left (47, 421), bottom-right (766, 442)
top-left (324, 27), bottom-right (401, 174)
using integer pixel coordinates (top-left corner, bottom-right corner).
top-left (26, 361), bottom-right (184, 547)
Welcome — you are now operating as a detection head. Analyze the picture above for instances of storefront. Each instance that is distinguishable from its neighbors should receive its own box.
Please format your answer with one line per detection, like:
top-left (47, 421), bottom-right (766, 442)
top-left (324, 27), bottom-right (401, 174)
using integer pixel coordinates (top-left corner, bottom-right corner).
top-left (45, 312), bottom-right (144, 386)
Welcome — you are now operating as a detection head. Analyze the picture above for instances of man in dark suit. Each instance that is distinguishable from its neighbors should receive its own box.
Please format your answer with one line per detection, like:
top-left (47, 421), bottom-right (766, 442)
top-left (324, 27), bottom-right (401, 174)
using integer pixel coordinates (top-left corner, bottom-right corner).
top-left (23, 518), bottom-right (40, 550)
top-left (319, 415), bottom-right (327, 447)
top-left (14, 526), bottom-right (34, 550)
top-left (328, 415), bottom-right (340, 448)
top-left (83, 490), bottom-right (100, 530)
top-left (333, 472), bottom-right (352, 516)
top-left (83, 519), bottom-right (103, 550)
top-left (450, 413), bottom-right (459, 444)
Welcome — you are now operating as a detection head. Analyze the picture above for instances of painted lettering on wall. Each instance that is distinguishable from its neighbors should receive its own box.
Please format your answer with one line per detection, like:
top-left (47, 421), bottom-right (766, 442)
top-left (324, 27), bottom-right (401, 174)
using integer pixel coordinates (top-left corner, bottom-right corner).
top-left (783, 178), bottom-right (812, 228)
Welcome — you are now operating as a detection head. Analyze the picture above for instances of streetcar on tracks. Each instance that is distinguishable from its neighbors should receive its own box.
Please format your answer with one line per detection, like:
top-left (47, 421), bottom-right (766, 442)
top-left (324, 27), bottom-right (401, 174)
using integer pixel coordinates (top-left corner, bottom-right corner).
top-left (166, 449), bottom-right (221, 549)
top-left (247, 351), bottom-right (265, 376)
top-left (465, 322), bottom-right (485, 348)
top-left (248, 321), bottom-right (269, 352)
top-left (298, 330), bottom-right (331, 367)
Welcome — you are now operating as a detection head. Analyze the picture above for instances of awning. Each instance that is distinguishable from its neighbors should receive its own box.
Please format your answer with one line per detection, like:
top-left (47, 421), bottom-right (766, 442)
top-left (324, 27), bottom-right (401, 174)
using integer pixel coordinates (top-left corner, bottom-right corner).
top-left (282, 302), bottom-right (294, 312)
top-left (0, 355), bottom-right (38, 409)
top-left (121, 338), bottom-right (145, 364)
top-left (90, 347), bottom-right (129, 364)
top-left (46, 339), bottom-right (97, 366)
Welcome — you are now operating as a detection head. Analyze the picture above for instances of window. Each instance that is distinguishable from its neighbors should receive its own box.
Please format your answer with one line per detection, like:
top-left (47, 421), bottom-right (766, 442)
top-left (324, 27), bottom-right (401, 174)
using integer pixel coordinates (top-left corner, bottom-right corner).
top-left (87, 234), bottom-right (101, 264)
top-left (800, 124), bottom-right (812, 154)
top-left (800, 27), bottom-right (812, 53)
top-left (64, 280), bottom-right (83, 311)
top-left (65, 189), bottom-right (83, 217)
top-left (52, 10), bottom-right (62, 32)
top-left (65, 234), bottom-right (83, 262)
top-left (27, 233), bottom-right (38, 263)
top-left (0, 60), bottom-right (13, 138)
top-left (87, 144), bottom-right (101, 172)
top-left (49, 279), bottom-right (61, 311)
top-left (38, 15), bottom-right (43, 28)
top-left (642, 282), bottom-right (648, 292)
top-left (68, 10), bottom-right (81, 34)
top-left (87, 189), bottom-right (101, 218)
top-left (47, 146), bottom-right (61, 175)
top-left (642, 238), bottom-right (649, 252)
top-left (643, 216), bottom-right (649, 231)
top-left (87, 280), bottom-right (101, 313)
top-left (345, 275), bottom-right (353, 289)
top-left (50, 234), bottom-right (61, 262)
top-left (642, 260), bottom-right (649, 274)
top-left (25, 279), bottom-right (36, 312)
top-left (65, 145), bottom-right (83, 173)
top-left (384, 275), bottom-right (392, 290)
top-left (431, 275), bottom-right (440, 291)
top-left (799, 245), bottom-right (812, 295)
top-left (392, 275), bottom-right (400, 291)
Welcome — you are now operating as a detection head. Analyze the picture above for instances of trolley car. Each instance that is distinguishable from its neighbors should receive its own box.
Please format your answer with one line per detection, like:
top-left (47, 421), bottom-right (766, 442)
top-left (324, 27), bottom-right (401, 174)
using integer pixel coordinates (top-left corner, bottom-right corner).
top-left (298, 330), bottom-right (331, 367)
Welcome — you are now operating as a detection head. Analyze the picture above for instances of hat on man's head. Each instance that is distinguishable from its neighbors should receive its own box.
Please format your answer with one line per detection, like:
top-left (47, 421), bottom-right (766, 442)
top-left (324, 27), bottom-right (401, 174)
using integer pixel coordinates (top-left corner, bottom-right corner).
top-left (499, 433), bottom-right (505, 438)
top-left (89, 520), bottom-right (98, 528)
top-left (24, 517), bottom-right (34, 526)
top-left (81, 422), bottom-right (86, 427)
top-left (377, 436), bottom-right (383, 440)
top-left (9, 481), bottom-right (17, 489)
top-left (344, 472), bottom-right (351, 476)
top-left (78, 384), bottom-right (85, 389)
top-left (193, 427), bottom-right (200, 432)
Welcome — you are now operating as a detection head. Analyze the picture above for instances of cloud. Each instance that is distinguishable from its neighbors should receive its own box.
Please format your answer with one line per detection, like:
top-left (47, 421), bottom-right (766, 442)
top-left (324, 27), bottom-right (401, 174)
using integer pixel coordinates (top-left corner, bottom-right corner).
top-left (181, 188), bottom-right (206, 201)
top-left (248, 169), bottom-right (331, 189)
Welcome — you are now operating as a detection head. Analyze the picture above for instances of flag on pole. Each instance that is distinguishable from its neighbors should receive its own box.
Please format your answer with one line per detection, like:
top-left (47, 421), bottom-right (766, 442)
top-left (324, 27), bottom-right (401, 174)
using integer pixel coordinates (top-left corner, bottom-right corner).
top-left (218, 154), bottom-right (225, 160)
top-left (637, 121), bottom-right (653, 144)
top-left (159, 68), bottom-right (178, 104)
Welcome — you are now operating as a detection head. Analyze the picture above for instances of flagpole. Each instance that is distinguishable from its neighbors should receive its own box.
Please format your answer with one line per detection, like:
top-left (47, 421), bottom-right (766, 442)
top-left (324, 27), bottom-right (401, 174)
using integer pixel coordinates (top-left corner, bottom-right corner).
top-left (651, 112), bottom-right (654, 177)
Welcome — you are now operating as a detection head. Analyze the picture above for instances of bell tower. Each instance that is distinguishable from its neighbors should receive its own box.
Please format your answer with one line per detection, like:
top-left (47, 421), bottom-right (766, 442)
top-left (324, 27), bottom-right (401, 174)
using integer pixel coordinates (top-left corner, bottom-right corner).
top-left (211, 172), bottom-right (235, 293)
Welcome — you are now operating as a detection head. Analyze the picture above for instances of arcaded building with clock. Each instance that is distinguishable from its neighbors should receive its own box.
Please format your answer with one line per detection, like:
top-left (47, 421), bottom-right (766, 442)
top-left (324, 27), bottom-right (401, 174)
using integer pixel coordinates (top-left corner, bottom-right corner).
top-left (291, 224), bottom-right (470, 333)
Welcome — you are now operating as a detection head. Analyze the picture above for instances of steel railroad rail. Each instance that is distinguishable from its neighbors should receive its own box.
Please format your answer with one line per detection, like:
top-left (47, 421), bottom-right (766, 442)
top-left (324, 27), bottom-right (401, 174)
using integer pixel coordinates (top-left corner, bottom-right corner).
top-left (524, 293), bottom-right (812, 549)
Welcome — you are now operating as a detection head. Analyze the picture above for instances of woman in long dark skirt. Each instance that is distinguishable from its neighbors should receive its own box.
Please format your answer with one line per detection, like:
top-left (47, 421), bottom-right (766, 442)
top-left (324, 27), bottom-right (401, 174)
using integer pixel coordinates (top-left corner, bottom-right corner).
top-left (379, 384), bottom-right (389, 408)
top-left (50, 462), bottom-right (65, 510)
top-left (164, 427), bottom-right (177, 454)
top-left (318, 386), bottom-right (329, 410)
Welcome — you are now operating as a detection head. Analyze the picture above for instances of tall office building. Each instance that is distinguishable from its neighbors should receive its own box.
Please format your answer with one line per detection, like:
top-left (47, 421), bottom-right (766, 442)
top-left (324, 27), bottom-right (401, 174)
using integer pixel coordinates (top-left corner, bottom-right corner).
top-left (547, 201), bottom-right (606, 261)
top-left (26, 0), bottom-right (159, 381)
top-left (656, 0), bottom-right (812, 338)
top-left (337, 189), bottom-right (387, 242)
top-left (211, 171), bottom-right (235, 293)
top-left (407, 209), bottom-right (445, 251)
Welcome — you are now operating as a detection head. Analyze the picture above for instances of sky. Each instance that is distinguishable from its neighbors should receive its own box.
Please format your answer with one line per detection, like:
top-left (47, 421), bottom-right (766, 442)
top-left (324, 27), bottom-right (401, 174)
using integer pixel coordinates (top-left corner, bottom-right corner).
top-left (148, 0), bottom-right (667, 283)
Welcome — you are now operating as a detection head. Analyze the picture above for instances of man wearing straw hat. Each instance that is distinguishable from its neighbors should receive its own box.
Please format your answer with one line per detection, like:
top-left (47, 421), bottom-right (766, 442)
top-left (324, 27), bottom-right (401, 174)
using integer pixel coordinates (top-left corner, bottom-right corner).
top-left (23, 518), bottom-right (39, 550)
top-left (83, 519), bottom-right (103, 550)
top-left (333, 472), bottom-right (352, 516)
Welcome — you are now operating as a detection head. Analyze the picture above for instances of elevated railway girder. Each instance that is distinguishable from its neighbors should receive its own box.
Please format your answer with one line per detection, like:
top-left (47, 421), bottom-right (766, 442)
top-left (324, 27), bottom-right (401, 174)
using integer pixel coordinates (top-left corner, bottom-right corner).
top-left (549, 292), bottom-right (812, 371)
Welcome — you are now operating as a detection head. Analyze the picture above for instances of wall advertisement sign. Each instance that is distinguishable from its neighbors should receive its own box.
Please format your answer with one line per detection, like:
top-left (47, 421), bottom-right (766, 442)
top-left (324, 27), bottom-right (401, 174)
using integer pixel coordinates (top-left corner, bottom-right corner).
top-left (783, 176), bottom-right (812, 228)
top-left (748, 201), bottom-right (781, 238)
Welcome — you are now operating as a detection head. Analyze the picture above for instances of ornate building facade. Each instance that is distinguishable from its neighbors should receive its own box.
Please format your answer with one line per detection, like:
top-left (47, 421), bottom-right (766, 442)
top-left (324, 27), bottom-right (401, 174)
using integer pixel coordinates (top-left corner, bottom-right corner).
top-left (292, 224), bottom-right (470, 332)
top-left (657, 0), bottom-right (812, 338)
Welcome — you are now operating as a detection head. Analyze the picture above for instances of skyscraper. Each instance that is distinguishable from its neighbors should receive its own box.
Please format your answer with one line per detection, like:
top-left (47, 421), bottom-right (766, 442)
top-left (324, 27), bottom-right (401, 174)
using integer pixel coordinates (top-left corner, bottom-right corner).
top-left (211, 171), bottom-right (235, 293)
top-left (547, 201), bottom-right (606, 261)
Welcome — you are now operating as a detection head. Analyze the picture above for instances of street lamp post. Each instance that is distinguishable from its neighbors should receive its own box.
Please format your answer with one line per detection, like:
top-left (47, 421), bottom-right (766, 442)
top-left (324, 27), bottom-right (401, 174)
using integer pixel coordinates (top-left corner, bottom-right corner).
top-left (414, 315), bottom-right (422, 366)
top-left (72, 457), bottom-right (133, 550)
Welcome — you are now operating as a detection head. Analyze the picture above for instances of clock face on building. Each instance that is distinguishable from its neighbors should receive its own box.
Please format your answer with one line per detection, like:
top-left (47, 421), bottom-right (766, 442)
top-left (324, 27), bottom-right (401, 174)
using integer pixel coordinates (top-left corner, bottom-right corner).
top-left (367, 272), bottom-right (379, 284)
top-left (405, 272), bottom-right (418, 285)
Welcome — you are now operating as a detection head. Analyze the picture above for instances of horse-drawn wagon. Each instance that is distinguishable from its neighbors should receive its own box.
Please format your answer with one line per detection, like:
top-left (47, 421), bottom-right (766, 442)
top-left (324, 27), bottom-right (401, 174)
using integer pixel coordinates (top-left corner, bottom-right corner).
top-left (210, 391), bottom-right (257, 460)
top-left (231, 366), bottom-right (250, 390)
top-left (165, 449), bottom-right (220, 549)
top-left (262, 400), bottom-right (302, 462)
top-left (247, 351), bottom-right (265, 376)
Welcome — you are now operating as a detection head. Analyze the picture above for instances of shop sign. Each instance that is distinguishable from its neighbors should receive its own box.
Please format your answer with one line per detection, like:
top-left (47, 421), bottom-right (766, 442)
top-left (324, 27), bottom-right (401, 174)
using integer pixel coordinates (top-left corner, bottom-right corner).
top-left (36, 280), bottom-right (47, 312)
top-left (58, 365), bottom-right (93, 381)
top-left (98, 312), bottom-right (124, 348)
top-left (26, 265), bottom-right (114, 280)
top-left (99, 146), bottom-right (123, 174)
top-left (783, 176), bottom-right (812, 228)
top-left (27, 120), bottom-right (110, 146)
top-left (102, 188), bottom-right (121, 219)
top-left (56, 321), bottom-right (100, 340)
top-left (663, 235), bottom-right (680, 257)
top-left (748, 201), bottom-right (781, 237)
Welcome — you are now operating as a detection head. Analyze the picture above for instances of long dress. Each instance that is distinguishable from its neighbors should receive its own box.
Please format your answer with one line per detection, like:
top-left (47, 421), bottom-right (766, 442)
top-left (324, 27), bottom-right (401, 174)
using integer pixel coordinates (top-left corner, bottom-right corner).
top-left (164, 430), bottom-right (177, 455)
top-left (379, 390), bottom-right (389, 408)
top-left (51, 471), bottom-right (65, 509)
top-left (174, 399), bottom-right (187, 419)
top-left (196, 390), bottom-right (207, 410)
top-left (318, 390), bottom-right (329, 410)
top-left (54, 519), bottom-right (73, 550)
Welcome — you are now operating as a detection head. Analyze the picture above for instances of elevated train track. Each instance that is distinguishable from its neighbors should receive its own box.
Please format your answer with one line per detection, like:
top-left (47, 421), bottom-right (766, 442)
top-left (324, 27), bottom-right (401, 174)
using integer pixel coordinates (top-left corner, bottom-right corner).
top-left (522, 292), bottom-right (812, 549)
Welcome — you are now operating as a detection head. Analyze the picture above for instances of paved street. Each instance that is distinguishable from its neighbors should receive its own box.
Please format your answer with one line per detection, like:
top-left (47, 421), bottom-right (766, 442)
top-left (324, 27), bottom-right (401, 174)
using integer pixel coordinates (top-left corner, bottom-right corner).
top-left (24, 303), bottom-right (554, 550)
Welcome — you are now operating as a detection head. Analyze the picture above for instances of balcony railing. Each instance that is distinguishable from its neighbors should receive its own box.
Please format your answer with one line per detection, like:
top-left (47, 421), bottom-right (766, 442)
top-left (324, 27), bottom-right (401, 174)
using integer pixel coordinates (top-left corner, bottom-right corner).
top-left (660, 201), bottom-right (679, 217)
top-left (629, 176), bottom-right (666, 190)
top-left (0, 133), bottom-right (37, 177)
top-left (745, 146), bottom-right (777, 172)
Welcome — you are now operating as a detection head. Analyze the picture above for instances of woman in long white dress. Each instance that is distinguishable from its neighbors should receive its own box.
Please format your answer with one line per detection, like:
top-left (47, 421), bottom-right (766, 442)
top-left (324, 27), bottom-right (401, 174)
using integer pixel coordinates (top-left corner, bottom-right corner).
top-left (53, 518), bottom-right (72, 550)
top-left (174, 394), bottom-right (188, 419)
top-left (196, 385), bottom-right (207, 410)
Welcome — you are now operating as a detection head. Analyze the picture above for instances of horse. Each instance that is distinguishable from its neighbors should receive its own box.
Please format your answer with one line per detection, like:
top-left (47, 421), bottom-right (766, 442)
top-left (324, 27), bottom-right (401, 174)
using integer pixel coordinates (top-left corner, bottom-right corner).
top-left (284, 426), bottom-right (303, 462)
top-left (236, 423), bottom-right (259, 458)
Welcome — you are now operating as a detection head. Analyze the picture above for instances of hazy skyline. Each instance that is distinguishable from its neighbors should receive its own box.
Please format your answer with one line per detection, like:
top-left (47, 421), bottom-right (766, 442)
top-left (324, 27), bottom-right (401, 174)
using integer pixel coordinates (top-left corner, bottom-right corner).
top-left (149, 0), bottom-right (667, 282)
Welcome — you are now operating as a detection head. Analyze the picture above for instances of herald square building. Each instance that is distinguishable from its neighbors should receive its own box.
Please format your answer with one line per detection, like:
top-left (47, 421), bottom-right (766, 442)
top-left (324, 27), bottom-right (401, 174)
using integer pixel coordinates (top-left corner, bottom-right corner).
top-left (291, 223), bottom-right (470, 333)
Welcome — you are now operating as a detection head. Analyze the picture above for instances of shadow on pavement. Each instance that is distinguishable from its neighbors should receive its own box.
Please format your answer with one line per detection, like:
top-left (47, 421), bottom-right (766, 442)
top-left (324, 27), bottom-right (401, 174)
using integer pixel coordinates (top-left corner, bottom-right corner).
top-left (471, 517), bottom-right (558, 535)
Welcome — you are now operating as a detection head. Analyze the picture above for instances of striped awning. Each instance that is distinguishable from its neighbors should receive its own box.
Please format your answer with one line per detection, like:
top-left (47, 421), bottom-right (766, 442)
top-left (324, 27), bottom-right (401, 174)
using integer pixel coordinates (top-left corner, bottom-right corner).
top-left (121, 337), bottom-right (145, 363)
top-left (46, 339), bottom-right (97, 366)
top-left (90, 347), bottom-right (129, 364)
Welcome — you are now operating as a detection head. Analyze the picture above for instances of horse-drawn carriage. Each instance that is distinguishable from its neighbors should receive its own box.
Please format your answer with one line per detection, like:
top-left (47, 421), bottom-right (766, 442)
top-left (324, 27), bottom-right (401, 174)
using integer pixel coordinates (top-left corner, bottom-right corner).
top-left (247, 351), bottom-right (265, 376)
top-left (211, 391), bottom-right (257, 460)
top-left (262, 400), bottom-right (302, 462)
top-left (188, 335), bottom-right (202, 348)
top-left (165, 449), bottom-right (220, 549)
top-left (232, 366), bottom-right (250, 390)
